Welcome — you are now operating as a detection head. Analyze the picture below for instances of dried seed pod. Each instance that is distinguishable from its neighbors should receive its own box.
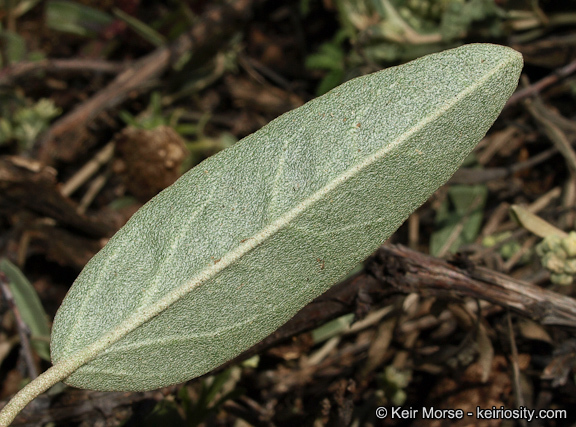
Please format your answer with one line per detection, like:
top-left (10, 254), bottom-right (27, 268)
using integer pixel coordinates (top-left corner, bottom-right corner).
top-left (113, 126), bottom-right (188, 202)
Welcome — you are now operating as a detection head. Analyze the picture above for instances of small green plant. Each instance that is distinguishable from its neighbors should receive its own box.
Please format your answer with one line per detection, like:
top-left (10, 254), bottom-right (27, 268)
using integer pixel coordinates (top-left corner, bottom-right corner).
top-left (305, 29), bottom-right (349, 95)
top-left (305, 0), bottom-right (507, 93)
top-left (430, 183), bottom-right (487, 256)
top-left (119, 92), bottom-right (171, 131)
top-left (141, 368), bottom-right (243, 426)
top-left (482, 231), bottom-right (530, 263)
top-left (0, 23), bottom-right (45, 68)
top-left (0, 95), bottom-right (61, 151)
top-left (536, 233), bottom-right (576, 286)
top-left (377, 366), bottom-right (412, 406)
top-left (45, 0), bottom-right (114, 37)
top-left (0, 44), bottom-right (522, 425)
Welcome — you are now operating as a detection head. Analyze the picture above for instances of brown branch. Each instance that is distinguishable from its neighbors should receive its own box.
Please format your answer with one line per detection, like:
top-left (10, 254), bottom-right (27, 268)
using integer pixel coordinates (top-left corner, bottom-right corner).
top-left (0, 59), bottom-right (126, 87)
top-left (525, 98), bottom-right (576, 175)
top-left (449, 147), bottom-right (558, 185)
top-left (0, 156), bottom-right (119, 237)
top-left (36, 0), bottom-right (255, 164)
top-left (226, 245), bottom-right (576, 369)
top-left (369, 245), bottom-right (576, 328)
top-left (505, 56), bottom-right (576, 108)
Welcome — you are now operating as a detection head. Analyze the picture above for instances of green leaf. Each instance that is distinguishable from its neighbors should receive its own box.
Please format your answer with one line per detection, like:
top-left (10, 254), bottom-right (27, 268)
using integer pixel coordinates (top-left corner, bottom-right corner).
top-left (0, 30), bottom-right (27, 66)
top-left (430, 184), bottom-right (488, 256)
top-left (0, 259), bottom-right (51, 361)
top-left (46, 0), bottom-right (113, 37)
top-left (186, 369), bottom-right (242, 426)
top-left (112, 7), bottom-right (166, 47)
top-left (315, 69), bottom-right (345, 96)
top-left (50, 44), bottom-right (522, 392)
top-left (305, 43), bottom-right (345, 71)
top-left (312, 313), bottom-right (354, 344)
top-left (510, 204), bottom-right (567, 239)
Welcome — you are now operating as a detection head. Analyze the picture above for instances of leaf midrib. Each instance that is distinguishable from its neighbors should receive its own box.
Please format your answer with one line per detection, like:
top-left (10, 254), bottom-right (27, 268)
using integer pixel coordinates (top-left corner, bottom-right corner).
top-left (59, 54), bottom-right (510, 375)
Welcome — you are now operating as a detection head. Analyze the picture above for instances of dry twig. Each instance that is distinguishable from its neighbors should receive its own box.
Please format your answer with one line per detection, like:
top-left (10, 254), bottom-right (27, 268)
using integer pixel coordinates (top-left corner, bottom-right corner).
top-left (505, 56), bottom-right (576, 107)
top-left (36, 0), bottom-right (255, 164)
top-left (0, 59), bottom-right (126, 87)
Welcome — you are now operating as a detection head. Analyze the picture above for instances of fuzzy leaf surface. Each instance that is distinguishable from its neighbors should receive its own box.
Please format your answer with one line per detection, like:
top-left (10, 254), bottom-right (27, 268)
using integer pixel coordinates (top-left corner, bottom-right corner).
top-left (51, 44), bottom-right (523, 391)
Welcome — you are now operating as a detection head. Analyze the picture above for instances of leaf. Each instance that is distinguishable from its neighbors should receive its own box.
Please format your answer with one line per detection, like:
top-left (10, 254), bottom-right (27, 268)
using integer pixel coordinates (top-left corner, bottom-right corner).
top-left (112, 7), bottom-right (166, 47)
top-left (50, 44), bottom-right (522, 392)
top-left (0, 259), bottom-right (51, 361)
top-left (312, 313), bottom-right (354, 344)
top-left (510, 204), bottom-right (567, 238)
top-left (430, 184), bottom-right (488, 256)
top-left (46, 0), bottom-right (113, 37)
top-left (0, 30), bottom-right (27, 66)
